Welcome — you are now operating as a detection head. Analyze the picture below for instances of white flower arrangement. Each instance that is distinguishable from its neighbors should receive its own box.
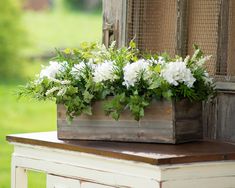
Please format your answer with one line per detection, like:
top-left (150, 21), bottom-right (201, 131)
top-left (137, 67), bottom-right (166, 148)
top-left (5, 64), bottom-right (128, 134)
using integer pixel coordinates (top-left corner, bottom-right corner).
top-left (93, 60), bottom-right (117, 83)
top-left (123, 59), bottom-right (151, 87)
top-left (40, 61), bottom-right (68, 79)
top-left (161, 61), bottom-right (196, 88)
top-left (19, 41), bottom-right (215, 121)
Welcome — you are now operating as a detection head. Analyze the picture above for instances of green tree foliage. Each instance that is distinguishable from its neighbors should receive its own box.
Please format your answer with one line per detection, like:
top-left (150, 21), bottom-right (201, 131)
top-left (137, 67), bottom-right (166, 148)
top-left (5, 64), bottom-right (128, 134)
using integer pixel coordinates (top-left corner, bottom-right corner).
top-left (63, 0), bottom-right (102, 12)
top-left (0, 0), bottom-right (25, 79)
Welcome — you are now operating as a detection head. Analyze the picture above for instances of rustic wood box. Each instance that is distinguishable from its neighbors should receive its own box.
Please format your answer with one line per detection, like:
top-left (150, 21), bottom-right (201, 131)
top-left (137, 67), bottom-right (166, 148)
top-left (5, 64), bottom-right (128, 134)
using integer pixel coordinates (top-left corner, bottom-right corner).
top-left (57, 99), bottom-right (202, 144)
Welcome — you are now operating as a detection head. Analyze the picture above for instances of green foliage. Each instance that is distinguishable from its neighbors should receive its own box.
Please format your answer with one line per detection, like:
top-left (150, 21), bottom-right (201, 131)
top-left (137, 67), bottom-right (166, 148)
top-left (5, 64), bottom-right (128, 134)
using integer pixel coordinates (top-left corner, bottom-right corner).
top-left (0, 83), bottom-right (55, 188)
top-left (129, 95), bottom-right (150, 121)
top-left (19, 41), bottom-right (215, 121)
top-left (63, 0), bottom-right (102, 12)
top-left (0, 0), bottom-right (26, 79)
top-left (104, 93), bottom-right (127, 120)
top-left (22, 10), bottom-right (102, 57)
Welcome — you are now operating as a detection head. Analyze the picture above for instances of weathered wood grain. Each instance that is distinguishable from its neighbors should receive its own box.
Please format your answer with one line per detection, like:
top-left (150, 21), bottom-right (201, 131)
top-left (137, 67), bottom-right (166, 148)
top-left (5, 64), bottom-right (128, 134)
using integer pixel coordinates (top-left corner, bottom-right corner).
top-left (203, 89), bottom-right (235, 144)
top-left (7, 132), bottom-right (235, 165)
top-left (57, 99), bottom-right (202, 144)
top-left (217, 93), bottom-right (235, 142)
top-left (216, 0), bottom-right (229, 75)
top-left (176, 0), bottom-right (188, 57)
top-left (102, 0), bottom-right (127, 47)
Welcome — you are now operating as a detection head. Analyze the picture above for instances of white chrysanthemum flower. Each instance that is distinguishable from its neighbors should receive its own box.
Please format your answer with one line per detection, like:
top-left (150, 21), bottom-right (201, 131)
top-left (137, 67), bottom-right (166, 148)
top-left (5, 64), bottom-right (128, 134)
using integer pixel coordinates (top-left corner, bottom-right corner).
top-left (123, 59), bottom-right (151, 87)
top-left (40, 61), bottom-right (67, 79)
top-left (161, 61), bottom-right (196, 88)
top-left (93, 60), bottom-right (117, 83)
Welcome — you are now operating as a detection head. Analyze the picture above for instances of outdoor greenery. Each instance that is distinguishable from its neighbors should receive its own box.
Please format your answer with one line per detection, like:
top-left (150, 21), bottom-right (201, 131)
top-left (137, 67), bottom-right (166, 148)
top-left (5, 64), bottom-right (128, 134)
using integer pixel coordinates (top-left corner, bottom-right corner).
top-left (0, 83), bottom-right (54, 188)
top-left (63, 0), bottom-right (102, 11)
top-left (0, 1), bottom-right (102, 187)
top-left (23, 10), bottom-right (102, 57)
top-left (19, 42), bottom-right (215, 121)
top-left (0, 0), bottom-right (26, 79)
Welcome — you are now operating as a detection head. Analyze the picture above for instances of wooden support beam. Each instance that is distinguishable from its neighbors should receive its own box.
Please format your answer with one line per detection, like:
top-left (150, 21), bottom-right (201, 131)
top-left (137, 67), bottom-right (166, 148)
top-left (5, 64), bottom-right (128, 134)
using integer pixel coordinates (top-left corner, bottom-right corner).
top-left (216, 0), bottom-right (230, 75)
top-left (102, 0), bottom-right (127, 48)
top-left (176, 0), bottom-right (188, 57)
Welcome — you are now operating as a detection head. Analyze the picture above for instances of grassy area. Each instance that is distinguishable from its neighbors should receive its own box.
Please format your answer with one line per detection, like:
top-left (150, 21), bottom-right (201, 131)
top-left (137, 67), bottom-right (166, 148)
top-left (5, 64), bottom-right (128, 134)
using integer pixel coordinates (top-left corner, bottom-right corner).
top-left (0, 77), bottom-right (55, 188)
top-left (23, 10), bottom-right (102, 57)
top-left (0, 7), bottom-right (102, 188)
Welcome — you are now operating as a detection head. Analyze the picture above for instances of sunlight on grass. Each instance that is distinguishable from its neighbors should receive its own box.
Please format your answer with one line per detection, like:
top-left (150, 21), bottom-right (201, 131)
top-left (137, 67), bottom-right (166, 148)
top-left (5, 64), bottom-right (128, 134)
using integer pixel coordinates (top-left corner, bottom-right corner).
top-left (23, 10), bottom-right (102, 57)
top-left (28, 171), bottom-right (47, 188)
top-left (0, 83), bottom-right (56, 188)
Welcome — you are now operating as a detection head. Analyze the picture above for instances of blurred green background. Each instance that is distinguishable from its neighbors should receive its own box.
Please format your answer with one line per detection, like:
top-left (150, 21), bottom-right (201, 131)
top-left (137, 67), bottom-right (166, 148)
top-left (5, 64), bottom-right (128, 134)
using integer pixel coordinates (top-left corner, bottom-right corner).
top-left (0, 0), bottom-right (102, 187)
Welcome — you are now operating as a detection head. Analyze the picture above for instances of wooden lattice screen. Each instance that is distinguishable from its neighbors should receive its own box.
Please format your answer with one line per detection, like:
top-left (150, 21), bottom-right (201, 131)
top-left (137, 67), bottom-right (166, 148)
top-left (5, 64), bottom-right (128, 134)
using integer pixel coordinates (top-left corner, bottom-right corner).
top-left (126, 0), bottom-right (235, 81)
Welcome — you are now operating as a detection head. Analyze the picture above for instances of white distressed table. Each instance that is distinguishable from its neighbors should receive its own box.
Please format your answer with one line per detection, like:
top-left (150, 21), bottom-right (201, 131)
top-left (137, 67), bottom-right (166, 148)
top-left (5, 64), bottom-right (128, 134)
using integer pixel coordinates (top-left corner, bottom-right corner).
top-left (7, 131), bottom-right (235, 188)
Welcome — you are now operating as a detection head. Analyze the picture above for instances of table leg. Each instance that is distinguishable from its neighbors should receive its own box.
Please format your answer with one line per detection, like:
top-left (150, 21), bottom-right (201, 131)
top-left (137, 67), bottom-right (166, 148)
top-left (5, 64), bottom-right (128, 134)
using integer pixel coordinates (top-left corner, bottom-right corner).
top-left (11, 158), bottom-right (28, 188)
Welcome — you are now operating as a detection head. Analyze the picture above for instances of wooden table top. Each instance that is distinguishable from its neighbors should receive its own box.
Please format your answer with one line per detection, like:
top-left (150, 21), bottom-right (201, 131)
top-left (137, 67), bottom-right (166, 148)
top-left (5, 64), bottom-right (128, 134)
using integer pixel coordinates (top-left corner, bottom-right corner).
top-left (6, 131), bottom-right (235, 165)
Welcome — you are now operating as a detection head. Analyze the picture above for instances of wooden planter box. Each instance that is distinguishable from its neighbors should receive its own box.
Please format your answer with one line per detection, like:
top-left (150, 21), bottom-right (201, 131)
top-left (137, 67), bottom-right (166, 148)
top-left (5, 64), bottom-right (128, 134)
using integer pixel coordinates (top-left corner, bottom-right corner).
top-left (57, 99), bottom-right (202, 144)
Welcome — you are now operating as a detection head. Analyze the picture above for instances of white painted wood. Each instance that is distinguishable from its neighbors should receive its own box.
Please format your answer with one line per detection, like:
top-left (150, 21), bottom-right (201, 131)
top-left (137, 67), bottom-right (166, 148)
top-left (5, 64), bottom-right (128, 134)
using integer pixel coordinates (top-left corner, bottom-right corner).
top-left (81, 182), bottom-right (114, 188)
top-left (47, 174), bottom-right (80, 188)
top-left (9, 142), bottom-right (235, 188)
top-left (11, 157), bottom-right (27, 188)
top-left (162, 176), bottom-right (235, 188)
top-left (11, 143), bottom-right (160, 188)
top-left (160, 161), bottom-right (235, 181)
top-left (13, 155), bottom-right (159, 188)
top-left (13, 143), bottom-right (161, 180)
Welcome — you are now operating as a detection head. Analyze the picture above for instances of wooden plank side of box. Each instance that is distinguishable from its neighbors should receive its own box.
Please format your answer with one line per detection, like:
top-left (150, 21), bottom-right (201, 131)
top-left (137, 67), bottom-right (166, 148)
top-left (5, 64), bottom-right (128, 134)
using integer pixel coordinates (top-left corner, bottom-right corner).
top-left (174, 100), bottom-right (203, 143)
top-left (57, 100), bottom-right (203, 144)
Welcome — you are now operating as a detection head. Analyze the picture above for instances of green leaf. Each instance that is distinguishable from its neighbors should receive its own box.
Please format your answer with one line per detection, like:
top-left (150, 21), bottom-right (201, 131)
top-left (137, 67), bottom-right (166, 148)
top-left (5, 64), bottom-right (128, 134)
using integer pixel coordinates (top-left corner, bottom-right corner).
top-left (162, 90), bottom-right (173, 100)
top-left (154, 64), bottom-right (161, 73)
top-left (83, 106), bottom-right (92, 115)
top-left (103, 93), bottom-right (127, 120)
top-left (149, 78), bottom-right (161, 89)
top-left (83, 90), bottom-right (93, 103)
top-left (111, 112), bottom-right (119, 120)
top-left (129, 40), bottom-right (136, 49)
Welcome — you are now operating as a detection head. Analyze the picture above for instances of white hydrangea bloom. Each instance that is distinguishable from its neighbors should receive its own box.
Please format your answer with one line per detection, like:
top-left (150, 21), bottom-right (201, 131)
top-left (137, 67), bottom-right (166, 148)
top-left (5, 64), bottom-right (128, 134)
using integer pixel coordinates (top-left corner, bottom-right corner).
top-left (71, 61), bottom-right (86, 79)
top-left (161, 61), bottom-right (196, 88)
top-left (93, 60), bottom-right (117, 83)
top-left (71, 59), bottom-right (96, 80)
top-left (123, 59), bottom-right (151, 87)
top-left (40, 61), bottom-right (67, 79)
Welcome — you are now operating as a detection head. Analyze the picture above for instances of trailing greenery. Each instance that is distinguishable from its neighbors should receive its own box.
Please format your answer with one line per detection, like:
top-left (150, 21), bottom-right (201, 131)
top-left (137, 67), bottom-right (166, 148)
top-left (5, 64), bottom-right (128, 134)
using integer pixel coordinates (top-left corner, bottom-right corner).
top-left (18, 41), bottom-right (215, 121)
